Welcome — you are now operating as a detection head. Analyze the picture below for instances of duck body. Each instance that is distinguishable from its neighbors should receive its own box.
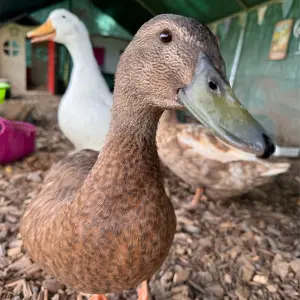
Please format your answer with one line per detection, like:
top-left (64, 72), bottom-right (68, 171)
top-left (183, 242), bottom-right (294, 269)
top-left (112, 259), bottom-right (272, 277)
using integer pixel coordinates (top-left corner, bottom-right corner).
top-left (157, 111), bottom-right (290, 200)
top-left (21, 121), bottom-right (176, 293)
top-left (23, 10), bottom-right (177, 296)
top-left (22, 13), bottom-right (275, 298)
top-left (58, 42), bottom-right (112, 151)
top-left (28, 9), bottom-right (113, 151)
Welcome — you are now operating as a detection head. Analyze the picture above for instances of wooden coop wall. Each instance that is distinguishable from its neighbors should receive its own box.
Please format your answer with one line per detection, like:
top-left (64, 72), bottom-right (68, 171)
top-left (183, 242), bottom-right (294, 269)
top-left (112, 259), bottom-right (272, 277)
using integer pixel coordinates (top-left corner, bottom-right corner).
top-left (91, 35), bottom-right (129, 74)
top-left (0, 23), bottom-right (32, 95)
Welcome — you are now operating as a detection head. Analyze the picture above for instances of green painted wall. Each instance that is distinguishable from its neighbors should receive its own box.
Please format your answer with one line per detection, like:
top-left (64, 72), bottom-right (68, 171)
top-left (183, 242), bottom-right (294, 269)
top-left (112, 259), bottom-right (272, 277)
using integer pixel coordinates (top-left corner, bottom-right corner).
top-left (216, 1), bottom-right (300, 145)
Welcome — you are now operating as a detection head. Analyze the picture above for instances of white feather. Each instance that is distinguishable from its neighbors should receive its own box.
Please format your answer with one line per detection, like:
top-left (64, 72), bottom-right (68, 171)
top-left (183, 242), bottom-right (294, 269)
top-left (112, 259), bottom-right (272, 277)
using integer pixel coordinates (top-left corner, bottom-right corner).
top-left (48, 9), bottom-right (113, 151)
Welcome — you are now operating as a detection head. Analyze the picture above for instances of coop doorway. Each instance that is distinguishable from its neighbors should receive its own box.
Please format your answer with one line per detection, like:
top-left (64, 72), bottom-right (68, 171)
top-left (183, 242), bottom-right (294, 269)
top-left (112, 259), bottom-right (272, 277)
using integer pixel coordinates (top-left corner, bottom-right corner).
top-left (26, 40), bottom-right (56, 94)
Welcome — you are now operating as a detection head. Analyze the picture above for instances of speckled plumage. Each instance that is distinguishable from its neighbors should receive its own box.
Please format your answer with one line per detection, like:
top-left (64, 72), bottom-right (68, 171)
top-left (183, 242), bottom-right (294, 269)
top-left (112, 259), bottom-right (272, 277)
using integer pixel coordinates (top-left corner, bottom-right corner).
top-left (21, 128), bottom-right (176, 293)
top-left (21, 14), bottom-right (225, 295)
top-left (157, 111), bottom-right (290, 200)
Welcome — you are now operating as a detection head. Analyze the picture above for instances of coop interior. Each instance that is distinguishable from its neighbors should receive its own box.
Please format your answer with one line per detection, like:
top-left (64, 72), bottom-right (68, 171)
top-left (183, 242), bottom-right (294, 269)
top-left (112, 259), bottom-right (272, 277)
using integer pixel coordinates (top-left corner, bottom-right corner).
top-left (0, 0), bottom-right (300, 300)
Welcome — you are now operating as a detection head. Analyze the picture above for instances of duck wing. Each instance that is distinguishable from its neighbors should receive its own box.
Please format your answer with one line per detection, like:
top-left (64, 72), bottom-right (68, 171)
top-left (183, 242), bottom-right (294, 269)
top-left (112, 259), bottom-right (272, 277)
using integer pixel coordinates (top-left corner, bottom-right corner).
top-left (158, 123), bottom-right (289, 200)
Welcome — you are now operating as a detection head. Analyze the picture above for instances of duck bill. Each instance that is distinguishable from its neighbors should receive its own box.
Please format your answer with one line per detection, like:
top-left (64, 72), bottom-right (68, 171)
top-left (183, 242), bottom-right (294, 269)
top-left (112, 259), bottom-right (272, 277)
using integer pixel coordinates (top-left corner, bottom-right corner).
top-left (179, 53), bottom-right (275, 158)
top-left (27, 20), bottom-right (56, 43)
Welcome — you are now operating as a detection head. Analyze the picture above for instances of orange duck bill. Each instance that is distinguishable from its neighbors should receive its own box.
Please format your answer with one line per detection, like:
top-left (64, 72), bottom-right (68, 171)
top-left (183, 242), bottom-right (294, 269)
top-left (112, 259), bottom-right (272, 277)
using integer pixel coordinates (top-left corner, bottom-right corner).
top-left (27, 19), bottom-right (56, 43)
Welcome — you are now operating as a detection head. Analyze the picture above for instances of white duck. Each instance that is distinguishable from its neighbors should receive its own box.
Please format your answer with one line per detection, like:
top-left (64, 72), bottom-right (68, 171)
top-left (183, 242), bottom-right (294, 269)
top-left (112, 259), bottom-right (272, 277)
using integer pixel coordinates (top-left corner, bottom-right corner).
top-left (27, 9), bottom-right (113, 151)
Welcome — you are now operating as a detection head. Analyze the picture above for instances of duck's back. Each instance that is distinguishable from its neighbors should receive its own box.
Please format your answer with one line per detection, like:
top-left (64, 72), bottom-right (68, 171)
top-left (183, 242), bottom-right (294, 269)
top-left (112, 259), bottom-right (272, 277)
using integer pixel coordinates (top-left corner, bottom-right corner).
top-left (20, 148), bottom-right (176, 293)
top-left (35, 149), bottom-right (98, 204)
top-left (20, 150), bottom-right (98, 281)
top-left (157, 123), bottom-right (289, 200)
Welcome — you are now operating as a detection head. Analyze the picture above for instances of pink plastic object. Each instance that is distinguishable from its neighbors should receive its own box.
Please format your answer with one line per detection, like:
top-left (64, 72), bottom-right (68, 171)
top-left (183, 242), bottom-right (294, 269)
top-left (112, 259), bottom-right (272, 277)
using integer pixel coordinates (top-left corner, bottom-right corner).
top-left (0, 117), bottom-right (36, 164)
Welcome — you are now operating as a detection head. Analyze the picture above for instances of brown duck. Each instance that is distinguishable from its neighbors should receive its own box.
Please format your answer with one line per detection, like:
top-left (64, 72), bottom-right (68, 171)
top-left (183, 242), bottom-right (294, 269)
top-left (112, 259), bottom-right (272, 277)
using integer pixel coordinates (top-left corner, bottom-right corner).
top-left (157, 110), bottom-right (290, 207)
top-left (20, 14), bottom-right (275, 300)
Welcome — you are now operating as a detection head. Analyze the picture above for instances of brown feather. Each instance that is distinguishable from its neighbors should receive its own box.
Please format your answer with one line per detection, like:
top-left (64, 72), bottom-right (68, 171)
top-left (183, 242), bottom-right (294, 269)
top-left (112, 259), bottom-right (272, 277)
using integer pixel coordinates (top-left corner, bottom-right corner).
top-left (21, 119), bottom-right (176, 293)
top-left (157, 111), bottom-right (290, 200)
top-left (20, 13), bottom-right (277, 296)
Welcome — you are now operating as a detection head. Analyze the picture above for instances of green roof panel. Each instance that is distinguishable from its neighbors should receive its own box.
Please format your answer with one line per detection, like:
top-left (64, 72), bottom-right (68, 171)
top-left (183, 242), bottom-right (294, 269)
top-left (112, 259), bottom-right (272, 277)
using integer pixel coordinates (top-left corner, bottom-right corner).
top-left (93, 0), bottom-right (272, 34)
top-left (91, 0), bottom-right (153, 35)
top-left (137, 0), bottom-right (243, 23)
top-left (0, 0), bottom-right (273, 35)
top-left (0, 0), bottom-right (63, 23)
top-left (244, 0), bottom-right (270, 6)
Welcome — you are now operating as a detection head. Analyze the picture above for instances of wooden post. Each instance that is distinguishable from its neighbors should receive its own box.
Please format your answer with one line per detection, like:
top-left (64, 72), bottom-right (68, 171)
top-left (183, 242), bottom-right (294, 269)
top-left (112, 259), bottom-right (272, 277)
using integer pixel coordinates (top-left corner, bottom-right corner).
top-left (48, 41), bottom-right (56, 94)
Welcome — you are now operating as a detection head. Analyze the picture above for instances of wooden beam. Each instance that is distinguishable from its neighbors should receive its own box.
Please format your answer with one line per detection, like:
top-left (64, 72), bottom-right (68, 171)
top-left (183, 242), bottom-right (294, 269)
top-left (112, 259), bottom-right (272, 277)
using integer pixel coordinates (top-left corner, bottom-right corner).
top-left (235, 0), bottom-right (248, 10)
top-left (0, 12), bottom-right (27, 27)
top-left (135, 0), bottom-right (157, 16)
top-left (209, 0), bottom-right (283, 25)
top-left (48, 41), bottom-right (56, 94)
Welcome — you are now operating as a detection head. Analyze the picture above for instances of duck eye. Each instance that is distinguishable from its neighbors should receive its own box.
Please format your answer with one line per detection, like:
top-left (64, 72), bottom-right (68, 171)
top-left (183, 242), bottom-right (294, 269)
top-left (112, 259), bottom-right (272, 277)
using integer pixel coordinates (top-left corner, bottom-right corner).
top-left (62, 15), bottom-right (66, 19)
top-left (208, 80), bottom-right (218, 92)
top-left (160, 30), bottom-right (172, 43)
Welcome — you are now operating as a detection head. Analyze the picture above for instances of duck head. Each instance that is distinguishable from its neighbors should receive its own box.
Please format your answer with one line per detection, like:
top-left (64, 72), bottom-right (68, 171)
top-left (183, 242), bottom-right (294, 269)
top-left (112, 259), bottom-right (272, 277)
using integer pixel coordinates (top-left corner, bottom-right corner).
top-left (116, 14), bottom-right (274, 158)
top-left (26, 9), bottom-right (89, 46)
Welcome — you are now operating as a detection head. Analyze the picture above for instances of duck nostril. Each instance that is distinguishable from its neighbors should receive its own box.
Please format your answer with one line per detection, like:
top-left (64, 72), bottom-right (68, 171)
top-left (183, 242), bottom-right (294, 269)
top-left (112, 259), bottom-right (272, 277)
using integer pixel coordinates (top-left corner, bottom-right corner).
top-left (259, 133), bottom-right (275, 159)
top-left (208, 81), bottom-right (218, 91)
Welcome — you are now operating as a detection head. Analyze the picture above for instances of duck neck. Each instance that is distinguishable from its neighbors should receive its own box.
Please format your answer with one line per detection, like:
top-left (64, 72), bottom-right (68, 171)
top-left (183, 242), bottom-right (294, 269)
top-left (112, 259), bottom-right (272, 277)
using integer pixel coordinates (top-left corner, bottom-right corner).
top-left (79, 92), bottom-right (165, 202)
top-left (107, 98), bottom-right (163, 168)
top-left (119, 108), bottom-right (159, 145)
top-left (66, 38), bottom-right (98, 70)
top-left (64, 38), bottom-right (111, 100)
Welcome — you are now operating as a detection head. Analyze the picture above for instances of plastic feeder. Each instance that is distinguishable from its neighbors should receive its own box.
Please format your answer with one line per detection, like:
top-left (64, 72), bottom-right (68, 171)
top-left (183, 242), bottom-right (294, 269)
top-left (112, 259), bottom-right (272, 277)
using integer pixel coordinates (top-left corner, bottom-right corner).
top-left (0, 118), bottom-right (36, 164)
top-left (0, 82), bottom-right (10, 103)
